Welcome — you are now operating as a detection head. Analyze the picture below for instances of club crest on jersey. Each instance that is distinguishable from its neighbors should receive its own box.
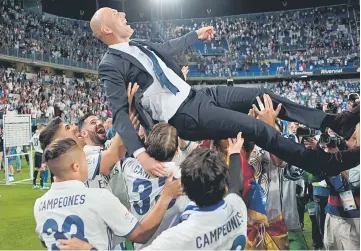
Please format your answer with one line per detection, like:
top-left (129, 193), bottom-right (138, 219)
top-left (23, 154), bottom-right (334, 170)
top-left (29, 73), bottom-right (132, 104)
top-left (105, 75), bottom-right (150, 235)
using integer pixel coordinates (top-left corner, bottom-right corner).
top-left (125, 211), bottom-right (134, 223)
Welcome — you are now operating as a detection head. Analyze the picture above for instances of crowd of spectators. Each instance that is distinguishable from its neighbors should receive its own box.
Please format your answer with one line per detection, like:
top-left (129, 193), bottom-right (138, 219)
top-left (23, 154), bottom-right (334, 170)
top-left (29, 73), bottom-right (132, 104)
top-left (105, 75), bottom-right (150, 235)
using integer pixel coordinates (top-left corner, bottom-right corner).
top-left (1, 65), bottom-right (359, 121)
top-left (0, 1), bottom-right (359, 77)
top-left (266, 79), bottom-right (360, 111)
top-left (0, 67), bottom-right (108, 123)
top-left (162, 5), bottom-right (359, 76)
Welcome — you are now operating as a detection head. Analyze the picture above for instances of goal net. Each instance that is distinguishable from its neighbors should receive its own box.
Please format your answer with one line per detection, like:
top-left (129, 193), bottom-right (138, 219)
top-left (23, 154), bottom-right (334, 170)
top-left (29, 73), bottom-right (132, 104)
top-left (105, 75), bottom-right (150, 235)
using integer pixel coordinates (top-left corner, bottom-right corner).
top-left (2, 114), bottom-right (33, 185)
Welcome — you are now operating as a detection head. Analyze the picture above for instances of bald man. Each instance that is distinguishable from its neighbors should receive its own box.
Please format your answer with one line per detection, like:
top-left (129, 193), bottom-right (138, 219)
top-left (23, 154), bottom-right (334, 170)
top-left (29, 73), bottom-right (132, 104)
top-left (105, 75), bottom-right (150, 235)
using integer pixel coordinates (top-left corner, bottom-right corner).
top-left (34, 138), bottom-right (183, 250)
top-left (92, 7), bottom-right (359, 177)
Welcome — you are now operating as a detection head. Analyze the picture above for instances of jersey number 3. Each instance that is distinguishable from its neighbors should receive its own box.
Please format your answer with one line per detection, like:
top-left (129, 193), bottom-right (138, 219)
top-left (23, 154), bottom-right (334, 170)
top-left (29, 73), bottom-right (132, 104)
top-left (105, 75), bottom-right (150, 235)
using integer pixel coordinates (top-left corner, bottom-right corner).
top-left (132, 177), bottom-right (176, 216)
top-left (42, 215), bottom-right (88, 250)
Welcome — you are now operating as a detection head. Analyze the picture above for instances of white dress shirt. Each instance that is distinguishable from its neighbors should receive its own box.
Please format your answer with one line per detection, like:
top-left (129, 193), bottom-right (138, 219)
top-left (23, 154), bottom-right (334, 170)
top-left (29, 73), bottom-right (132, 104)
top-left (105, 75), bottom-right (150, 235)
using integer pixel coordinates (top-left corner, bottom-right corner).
top-left (109, 42), bottom-right (191, 156)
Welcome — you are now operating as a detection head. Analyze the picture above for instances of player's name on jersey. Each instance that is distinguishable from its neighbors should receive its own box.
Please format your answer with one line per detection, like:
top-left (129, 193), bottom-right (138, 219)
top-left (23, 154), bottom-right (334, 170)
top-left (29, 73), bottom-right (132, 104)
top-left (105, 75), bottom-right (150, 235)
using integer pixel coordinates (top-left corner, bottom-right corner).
top-left (38, 194), bottom-right (86, 211)
top-left (132, 162), bottom-right (151, 179)
top-left (195, 212), bottom-right (244, 249)
top-left (85, 178), bottom-right (109, 189)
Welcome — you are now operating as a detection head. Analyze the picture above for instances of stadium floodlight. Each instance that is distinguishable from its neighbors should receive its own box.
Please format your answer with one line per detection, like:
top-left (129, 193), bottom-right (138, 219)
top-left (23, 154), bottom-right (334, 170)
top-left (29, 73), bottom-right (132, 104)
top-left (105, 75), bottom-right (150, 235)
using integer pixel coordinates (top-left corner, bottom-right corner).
top-left (2, 114), bottom-right (33, 186)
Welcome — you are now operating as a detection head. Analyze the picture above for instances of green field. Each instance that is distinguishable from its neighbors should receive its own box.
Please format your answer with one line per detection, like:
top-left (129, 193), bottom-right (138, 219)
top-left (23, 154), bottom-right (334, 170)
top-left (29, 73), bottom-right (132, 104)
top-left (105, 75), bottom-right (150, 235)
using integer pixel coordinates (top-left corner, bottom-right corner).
top-left (0, 157), bottom-right (313, 250)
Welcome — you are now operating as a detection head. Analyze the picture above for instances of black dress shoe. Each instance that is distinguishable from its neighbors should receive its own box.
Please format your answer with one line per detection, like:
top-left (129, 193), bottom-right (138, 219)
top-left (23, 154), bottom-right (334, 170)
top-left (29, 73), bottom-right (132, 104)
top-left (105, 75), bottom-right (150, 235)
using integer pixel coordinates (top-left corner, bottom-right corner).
top-left (320, 146), bottom-right (360, 176)
top-left (328, 104), bottom-right (360, 139)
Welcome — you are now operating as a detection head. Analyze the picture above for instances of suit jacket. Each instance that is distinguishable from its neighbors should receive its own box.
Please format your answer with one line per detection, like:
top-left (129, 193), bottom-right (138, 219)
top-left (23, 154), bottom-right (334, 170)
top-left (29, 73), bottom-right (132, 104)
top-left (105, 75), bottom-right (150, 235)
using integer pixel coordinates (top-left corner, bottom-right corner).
top-left (98, 31), bottom-right (198, 155)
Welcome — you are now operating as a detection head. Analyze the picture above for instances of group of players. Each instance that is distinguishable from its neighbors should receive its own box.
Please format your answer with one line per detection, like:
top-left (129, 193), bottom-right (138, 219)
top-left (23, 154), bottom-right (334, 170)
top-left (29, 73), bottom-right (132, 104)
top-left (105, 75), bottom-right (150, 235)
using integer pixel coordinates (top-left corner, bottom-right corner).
top-left (32, 84), bottom-right (248, 250)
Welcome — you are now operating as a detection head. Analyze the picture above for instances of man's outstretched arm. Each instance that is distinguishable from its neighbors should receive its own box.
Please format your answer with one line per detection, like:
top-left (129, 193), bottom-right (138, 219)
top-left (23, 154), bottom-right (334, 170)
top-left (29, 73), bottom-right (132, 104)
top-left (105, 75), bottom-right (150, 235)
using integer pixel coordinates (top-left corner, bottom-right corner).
top-left (152, 27), bottom-right (215, 57)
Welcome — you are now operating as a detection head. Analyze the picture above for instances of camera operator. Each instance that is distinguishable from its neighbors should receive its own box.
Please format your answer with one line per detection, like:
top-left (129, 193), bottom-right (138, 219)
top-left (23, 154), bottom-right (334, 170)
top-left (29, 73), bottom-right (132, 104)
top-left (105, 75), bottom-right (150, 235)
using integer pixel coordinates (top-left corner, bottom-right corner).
top-left (322, 126), bottom-right (360, 250)
top-left (297, 134), bottom-right (327, 250)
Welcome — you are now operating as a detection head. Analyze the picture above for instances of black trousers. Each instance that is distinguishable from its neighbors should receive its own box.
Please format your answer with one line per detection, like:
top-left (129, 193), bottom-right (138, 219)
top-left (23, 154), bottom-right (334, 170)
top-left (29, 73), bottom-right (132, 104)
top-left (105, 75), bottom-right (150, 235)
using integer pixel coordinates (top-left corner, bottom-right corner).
top-left (309, 214), bottom-right (324, 249)
top-left (169, 86), bottom-right (356, 174)
top-left (314, 195), bottom-right (328, 237)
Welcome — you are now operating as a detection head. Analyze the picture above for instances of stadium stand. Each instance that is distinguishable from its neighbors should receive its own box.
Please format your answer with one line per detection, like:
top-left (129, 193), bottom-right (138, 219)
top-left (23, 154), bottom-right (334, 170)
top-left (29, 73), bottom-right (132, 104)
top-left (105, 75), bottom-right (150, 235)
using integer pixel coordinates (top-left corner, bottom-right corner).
top-left (0, 2), bottom-right (359, 76)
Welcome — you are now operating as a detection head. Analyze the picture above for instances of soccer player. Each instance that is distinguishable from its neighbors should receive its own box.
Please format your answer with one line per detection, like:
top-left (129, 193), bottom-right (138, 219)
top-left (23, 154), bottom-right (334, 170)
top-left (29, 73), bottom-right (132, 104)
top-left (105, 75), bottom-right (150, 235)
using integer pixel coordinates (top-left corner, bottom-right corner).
top-left (39, 117), bottom-right (126, 182)
top-left (78, 113), bottom-right (129, 208)
top-left (31, 124), bottom-right (47, 189)
top-left (142, 132), bottom-right (247, 250)
top-left (121, 123), bottom-right (190, 249)
top-left (34, 138), bottom-right (183, 250)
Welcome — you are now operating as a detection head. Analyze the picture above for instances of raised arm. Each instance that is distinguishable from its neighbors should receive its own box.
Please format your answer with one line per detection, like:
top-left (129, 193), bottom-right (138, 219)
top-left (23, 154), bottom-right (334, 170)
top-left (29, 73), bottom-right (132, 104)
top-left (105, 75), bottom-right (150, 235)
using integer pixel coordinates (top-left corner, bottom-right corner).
top-left (99, 133), bottom-right (126, 176)
top-left (253, 94), bottom-right (285, 167)
top-left (152, 27), bottom-right (215, 56)
top-left (227, 132), bottom-right (244, 197)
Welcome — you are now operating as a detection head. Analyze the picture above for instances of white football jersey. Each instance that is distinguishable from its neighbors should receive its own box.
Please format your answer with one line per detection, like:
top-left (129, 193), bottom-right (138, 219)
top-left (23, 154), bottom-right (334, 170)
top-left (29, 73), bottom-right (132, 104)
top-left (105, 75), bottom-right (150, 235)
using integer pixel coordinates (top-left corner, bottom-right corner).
top-left (172, 141), bottom-right (199, 166)
top-left (83, 145), bottom-right (129, 208)
top-left (31, 133), bottom-right (43, 153)
top-left (144, 193), bottom-right (247, 250)
top-left (34, 180), bottom-right (138, 250)
top-left (121, 158), bottom-right (189, 249)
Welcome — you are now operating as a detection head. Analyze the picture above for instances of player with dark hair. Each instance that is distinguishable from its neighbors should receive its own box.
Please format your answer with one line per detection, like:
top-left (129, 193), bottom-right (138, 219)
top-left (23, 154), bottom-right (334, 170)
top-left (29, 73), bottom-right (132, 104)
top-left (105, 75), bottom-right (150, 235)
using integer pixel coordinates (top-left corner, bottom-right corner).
top-left (121, 123), bottom-right (189, 249)
top-left (138, 133), bottom-right (247, 250)
top-left (34, 138), bottom-right (183, 250)
top-left (39, 117), bottom-right (125, 180)
top-left (77, 113), bottom-right (130, 209)
top-left (78, 113), bottom-right (108, 146)
top-left (57, 132), bottom-right (248, 251)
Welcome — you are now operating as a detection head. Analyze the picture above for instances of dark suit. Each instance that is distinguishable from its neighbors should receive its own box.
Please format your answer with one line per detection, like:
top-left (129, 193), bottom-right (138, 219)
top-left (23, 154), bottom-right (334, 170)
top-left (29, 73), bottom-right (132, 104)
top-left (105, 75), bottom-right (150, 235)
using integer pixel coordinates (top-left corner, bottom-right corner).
top-left (99, 31), bottom-right (198, 155)
top-left (99, 31), bottom-right (359, 175)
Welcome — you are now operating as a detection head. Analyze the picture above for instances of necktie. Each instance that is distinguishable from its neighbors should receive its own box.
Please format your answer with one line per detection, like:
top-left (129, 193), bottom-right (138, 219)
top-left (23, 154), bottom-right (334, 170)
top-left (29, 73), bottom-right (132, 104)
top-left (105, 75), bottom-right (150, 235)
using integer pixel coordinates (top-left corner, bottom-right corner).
top-left (130, 41), bottom-right (179, 95)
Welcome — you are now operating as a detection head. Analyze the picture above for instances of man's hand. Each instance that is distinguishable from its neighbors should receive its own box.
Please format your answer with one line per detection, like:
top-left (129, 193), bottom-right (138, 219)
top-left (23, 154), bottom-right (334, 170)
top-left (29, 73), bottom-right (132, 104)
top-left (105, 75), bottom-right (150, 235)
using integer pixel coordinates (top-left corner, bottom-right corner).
top-left (253, 94), bottom-right (282, 127)
top-left (228, 132), bottom-right (245, 155)
top-left (138, 125), bottom-right (147, 140)
top-left (304, 137), bottom-right (318, 149)
top-left (248, 108), bottom-right (256, 118)
top-left (162, 173), bottom-right (183, 201)
top-left (137, 152), bottom-right (166, 177)
top-left (129, 111), bottom-right (140, 130)
top-left (196, 26), bottom-right (215, 41)
top-left (57, 238), bottom-right (93, 250)
top-left (127, 82), bottom-right (139, 114)
top-left (181, 66), bottom-right (189, 80)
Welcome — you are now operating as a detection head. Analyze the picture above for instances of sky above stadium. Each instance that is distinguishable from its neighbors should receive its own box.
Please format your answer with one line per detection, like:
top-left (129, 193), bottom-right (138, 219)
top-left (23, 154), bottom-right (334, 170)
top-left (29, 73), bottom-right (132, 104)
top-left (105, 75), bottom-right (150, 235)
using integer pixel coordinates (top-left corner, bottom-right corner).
top-left (41, 0), bottom-right (352, 22)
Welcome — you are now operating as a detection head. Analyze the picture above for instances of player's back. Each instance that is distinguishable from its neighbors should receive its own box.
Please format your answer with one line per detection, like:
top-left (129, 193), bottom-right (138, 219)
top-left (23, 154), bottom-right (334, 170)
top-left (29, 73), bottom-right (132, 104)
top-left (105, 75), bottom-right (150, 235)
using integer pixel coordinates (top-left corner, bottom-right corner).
top-left (144, 193), bottom-right (247, 250)
top-left (121, 158), bottom-right (189, 249)
top-left (34, 180), bottom-right (136, 250)
top-left (31, 133), bottom-right (43, 153)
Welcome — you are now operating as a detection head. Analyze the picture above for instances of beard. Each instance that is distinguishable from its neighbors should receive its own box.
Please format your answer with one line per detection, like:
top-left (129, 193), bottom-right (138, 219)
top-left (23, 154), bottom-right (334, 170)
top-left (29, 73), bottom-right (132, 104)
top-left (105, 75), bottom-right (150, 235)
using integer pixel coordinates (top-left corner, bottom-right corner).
top-left (88, 130), bottom-right (107, 146)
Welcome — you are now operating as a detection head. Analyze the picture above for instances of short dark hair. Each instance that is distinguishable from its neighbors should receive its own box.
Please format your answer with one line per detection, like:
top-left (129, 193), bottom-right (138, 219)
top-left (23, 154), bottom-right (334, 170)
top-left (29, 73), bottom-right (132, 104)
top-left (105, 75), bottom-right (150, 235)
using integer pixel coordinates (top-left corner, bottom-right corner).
top-left (78, 113), bottom-right (94, 131)
top-left (181, 148), bottom-right (229, 207)
top-left (39, 117), bottom-right (62, 150)
top-left (44, 138), bottom-right (78, 162)
top-left (145, 123), bottom-right (178, 162)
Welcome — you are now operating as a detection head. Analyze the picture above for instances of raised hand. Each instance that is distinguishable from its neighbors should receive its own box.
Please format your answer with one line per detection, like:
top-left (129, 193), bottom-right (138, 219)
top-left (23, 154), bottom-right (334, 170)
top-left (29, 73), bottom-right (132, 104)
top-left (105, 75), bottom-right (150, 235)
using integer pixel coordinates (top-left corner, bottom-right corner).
top-left (196, 26), bottom-right (215, 41)
top-left (127, 82), bottom-right (139, 114)
top-left (137, 152), bottom-right (167, 177)
top-left (162, 172), bottom-right (183, 200)
top-left (253, 94), bottom-right (282, 126)
top-left (228, 132), bottom-right (245, 155)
